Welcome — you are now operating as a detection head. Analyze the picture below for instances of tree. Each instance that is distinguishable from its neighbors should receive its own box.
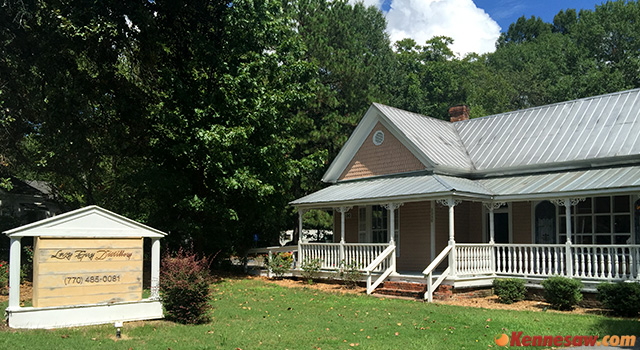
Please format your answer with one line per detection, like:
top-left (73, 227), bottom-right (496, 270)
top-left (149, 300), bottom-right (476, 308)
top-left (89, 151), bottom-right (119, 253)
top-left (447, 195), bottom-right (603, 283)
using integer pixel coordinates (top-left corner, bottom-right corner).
top-left (291, 0), bottom-right (395, 193)
top-left (572, 0), bottom-right (640, 88)
top-left (553, 9), bottom-right (578, 34)
top-left (389, 36), bottom-right (466, 119)
top-left (0, 0), bottom-right (154, 209)
top-left (497, 15), bottom-right (552, 47)
top-left (0, 0), bottom-right (321, 256)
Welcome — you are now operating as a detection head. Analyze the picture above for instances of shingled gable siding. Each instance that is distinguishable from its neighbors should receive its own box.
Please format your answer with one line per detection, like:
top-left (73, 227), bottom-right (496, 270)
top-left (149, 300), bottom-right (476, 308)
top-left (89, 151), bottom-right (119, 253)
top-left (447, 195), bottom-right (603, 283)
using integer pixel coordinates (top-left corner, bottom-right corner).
top-left (339, 122), bottom-right (425, 181)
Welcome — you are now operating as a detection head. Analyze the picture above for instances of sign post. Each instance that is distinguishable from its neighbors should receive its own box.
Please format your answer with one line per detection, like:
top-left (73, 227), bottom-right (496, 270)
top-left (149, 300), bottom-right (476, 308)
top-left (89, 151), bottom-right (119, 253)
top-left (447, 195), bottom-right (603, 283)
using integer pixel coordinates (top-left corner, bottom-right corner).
top-left (4, 205), bottom-right (166, 329)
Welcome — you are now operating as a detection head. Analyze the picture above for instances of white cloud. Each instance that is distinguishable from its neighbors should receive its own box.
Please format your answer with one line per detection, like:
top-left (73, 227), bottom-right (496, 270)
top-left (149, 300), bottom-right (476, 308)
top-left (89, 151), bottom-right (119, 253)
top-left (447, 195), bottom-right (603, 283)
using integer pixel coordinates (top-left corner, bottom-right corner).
top-left (371, 0), bottom-right (501, 56)
top-left (350, 0), bottom-right (384, 8)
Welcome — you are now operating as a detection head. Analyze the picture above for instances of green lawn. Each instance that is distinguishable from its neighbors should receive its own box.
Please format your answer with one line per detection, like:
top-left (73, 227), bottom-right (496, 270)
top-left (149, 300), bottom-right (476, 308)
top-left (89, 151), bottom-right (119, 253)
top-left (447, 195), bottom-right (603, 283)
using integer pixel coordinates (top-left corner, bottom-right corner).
top-left (0, 277), bottom-right (637, 349)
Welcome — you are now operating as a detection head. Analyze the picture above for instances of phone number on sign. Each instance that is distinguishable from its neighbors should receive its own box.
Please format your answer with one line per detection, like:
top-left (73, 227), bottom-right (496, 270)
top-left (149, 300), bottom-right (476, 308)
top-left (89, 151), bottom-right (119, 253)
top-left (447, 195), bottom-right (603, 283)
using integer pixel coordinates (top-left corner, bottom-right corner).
top-left (64, 275), bottom-right (121, 285)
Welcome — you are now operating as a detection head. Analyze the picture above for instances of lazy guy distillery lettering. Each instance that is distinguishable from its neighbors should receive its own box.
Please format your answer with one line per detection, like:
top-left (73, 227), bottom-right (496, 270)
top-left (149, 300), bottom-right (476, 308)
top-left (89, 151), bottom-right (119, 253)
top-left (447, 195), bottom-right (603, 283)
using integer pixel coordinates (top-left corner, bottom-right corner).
top-left (50, 249), bottom-right (133, 261)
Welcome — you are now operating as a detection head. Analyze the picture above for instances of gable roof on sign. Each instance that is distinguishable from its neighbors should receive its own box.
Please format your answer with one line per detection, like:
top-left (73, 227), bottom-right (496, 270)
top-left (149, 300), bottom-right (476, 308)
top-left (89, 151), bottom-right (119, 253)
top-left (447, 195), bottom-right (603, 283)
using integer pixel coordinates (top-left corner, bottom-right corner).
top-left (4, 205), bottom-right (167, 238)
top-left (322, 88), bottom-right (640, 183)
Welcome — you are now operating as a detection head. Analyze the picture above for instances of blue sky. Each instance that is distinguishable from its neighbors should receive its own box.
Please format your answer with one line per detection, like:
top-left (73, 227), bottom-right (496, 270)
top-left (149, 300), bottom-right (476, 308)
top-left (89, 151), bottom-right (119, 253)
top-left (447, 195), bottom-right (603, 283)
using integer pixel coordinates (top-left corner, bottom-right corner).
top-left (360, 0), bottom-right (609, 56)
top-left (472, 0), bottom-right (606, 32)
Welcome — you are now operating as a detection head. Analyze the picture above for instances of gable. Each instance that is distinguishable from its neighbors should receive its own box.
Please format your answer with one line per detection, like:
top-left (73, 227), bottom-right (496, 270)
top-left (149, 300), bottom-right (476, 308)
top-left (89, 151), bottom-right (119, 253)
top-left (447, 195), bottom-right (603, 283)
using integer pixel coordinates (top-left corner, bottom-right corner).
top-left (4, 205), bottom-right (166, 238)
top-left (339, 122), bottom-right (425, 181)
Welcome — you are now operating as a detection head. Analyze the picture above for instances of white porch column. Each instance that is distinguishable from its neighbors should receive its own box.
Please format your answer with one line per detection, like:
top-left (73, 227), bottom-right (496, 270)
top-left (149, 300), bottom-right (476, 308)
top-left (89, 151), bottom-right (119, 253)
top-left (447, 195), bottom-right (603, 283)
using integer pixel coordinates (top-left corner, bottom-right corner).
top-left (297, 209), bottom-right (305, 267)
top-left (298, 209), bottom-right (304, 243)
top-left (551, 198), bottom-right (585, 277)
top-left (150, 238), bottom-right (161, 299)
top-left (430, 200), bottom-right (436, 262)
top-left (383, 203), bottom-right (404, 245)
top-left (8, 237), bottom-right (21, 310)
top-left (485, 202), bottom-right (503, 244)
top-left (384, 203), bottom-right (403, 274)
top-left (334, 206), bottom-right (352, 264)
top-left (437, 199), bottom-right (461, 277)
top-left (565, 201), bottom-right (572, 244)
top-left (484, 202), bottom-right (505, 276)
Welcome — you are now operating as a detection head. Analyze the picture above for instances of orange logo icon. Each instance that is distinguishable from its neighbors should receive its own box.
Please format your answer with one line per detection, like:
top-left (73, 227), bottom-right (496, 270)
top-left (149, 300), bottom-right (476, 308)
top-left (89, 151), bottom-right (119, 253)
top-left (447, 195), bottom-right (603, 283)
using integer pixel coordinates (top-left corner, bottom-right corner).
top-left (495, 333), bottom-right (509, 346)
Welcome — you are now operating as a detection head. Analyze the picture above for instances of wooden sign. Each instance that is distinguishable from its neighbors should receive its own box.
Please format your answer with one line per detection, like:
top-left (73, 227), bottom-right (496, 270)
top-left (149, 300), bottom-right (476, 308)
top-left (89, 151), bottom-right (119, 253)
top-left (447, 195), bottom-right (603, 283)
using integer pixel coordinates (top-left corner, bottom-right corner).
top-left (33, 237), bottom-right (143, 307)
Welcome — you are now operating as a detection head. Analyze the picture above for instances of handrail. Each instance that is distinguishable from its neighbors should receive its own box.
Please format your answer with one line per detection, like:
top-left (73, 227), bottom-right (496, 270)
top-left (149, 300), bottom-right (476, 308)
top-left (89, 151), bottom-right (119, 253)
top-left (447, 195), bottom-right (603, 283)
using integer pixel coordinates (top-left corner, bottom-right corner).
top-left (364, 244), bottom-right (396, 295)
top-left (247, 246), bottom-right (297, 254)
top-left (364, 245), bottom-right (395, 272)
top-left (422, 245), bottom-right (453, 302)
top-left (298, 242), bottom-right (388, 247)
top-left (422, 245), bottom-right (452, 275)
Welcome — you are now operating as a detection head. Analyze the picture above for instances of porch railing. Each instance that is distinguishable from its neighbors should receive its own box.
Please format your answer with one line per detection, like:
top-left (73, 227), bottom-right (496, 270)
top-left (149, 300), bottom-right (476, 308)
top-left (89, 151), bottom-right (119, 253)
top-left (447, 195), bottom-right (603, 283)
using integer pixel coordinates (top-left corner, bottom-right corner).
top-left (299, 242), bottom-right (389, 271)
top-left (299, 243), bottom-right (341, 269)
top-left (453, 243), bottom-right (640, 281)
top-left (456, 244), bottom-right (493, 276)
top-left (572, 245), bottom-right (639, 280)
top-left (493, 244), bottom-right (566, 277)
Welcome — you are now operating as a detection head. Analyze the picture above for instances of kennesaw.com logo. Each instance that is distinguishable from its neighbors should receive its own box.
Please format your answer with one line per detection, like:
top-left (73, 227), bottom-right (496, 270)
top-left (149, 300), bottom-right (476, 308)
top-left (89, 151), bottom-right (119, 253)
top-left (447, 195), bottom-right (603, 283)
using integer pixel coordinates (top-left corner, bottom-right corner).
top-left (495, 332), bottom-right (636, 347)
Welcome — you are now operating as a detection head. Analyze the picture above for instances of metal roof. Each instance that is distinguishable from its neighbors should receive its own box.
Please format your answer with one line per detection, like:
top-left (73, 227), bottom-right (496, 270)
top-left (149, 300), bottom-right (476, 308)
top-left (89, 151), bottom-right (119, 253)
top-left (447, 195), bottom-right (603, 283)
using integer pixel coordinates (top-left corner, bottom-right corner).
top-left (291, 174), bottom-right (491, 207)
top-left (373, 103), bottom-right (474, 170)
top-left (456, 88), bottom-right (640, 171)
top-left (480, 165), bottom-right (640, 199)
top-left (307, 88), bottom-right (640, 206)
top-left (292, 165), bottom-right (640, 207)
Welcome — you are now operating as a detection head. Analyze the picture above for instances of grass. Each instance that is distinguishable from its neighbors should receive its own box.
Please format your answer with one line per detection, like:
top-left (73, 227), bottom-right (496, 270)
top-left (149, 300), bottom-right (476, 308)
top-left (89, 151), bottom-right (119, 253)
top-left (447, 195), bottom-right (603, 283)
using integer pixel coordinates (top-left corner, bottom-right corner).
top-left (0, 277), bottom-right (638, 349)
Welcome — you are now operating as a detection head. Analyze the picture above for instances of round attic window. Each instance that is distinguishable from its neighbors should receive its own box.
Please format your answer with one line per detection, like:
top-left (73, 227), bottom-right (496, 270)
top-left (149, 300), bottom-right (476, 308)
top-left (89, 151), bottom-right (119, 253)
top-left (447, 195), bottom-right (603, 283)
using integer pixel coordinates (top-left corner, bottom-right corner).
top-left (373, 130), bottom-right (384, 146)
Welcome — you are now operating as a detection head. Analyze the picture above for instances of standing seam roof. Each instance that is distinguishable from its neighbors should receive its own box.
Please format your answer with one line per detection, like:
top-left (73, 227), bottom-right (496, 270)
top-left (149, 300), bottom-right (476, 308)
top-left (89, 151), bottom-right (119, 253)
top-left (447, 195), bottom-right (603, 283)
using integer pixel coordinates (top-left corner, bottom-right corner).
top-left (373, 103), bottom-right (474, 170)
top-left (292, 165), bottom-right (640, 206)
top-left (455, 89), bottom-right (640, 171)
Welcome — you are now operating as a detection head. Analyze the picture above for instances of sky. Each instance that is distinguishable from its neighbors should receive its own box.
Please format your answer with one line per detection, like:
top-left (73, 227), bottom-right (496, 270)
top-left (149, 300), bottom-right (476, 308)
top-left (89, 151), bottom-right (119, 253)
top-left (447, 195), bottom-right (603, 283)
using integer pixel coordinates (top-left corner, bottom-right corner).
top-left (351, 0), bottom-right (607, 57)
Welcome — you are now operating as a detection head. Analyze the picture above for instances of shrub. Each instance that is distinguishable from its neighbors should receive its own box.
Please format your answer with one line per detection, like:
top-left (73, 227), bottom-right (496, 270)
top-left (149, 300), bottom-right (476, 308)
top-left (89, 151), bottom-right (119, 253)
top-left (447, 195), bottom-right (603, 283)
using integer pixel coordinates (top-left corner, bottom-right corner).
top-left (541, 276), bottom-right (583, 310)
top-left (0, 260), bottom-right (8, 295)
top-left (597, 282), bottom-right (640, 317)
top-left (340, 260), bottom-right (362, 289)
top-left (160, 247), bottom-right (213, 324)
top-left (267, 252), bottom-right (295, 278)
top-left (300, 258), bottom-right (322, 284)
top-left (493, 278), bottom-right (526, 304)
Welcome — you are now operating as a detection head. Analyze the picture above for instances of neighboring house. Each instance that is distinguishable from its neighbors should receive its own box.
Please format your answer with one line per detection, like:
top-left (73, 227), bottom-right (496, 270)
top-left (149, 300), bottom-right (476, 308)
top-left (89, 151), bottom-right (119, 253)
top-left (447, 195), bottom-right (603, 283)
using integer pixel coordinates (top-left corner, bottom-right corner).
top-left (0, 178), bottom-right (61, 231)
top-left (285, 88), bottom-right (640, 300)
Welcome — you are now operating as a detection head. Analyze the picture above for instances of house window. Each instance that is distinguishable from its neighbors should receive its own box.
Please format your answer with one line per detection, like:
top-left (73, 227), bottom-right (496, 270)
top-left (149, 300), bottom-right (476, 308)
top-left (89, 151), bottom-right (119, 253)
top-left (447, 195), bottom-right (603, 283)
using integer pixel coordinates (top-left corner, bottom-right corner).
top-left (358, 207), bottom-right (367, 242)
top-left (357, 205), bottom-right (400, 254)
top-left (558, 196), bottom-right (631, 244)
top-left (535, 201), bottom-right (556, 244)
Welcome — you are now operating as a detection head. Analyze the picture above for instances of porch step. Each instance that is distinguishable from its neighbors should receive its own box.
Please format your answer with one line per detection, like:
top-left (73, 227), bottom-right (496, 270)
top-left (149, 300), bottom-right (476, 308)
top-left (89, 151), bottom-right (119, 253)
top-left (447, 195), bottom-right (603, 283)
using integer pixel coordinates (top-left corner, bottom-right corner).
top-left (374, 281), bottom-right (453, 300)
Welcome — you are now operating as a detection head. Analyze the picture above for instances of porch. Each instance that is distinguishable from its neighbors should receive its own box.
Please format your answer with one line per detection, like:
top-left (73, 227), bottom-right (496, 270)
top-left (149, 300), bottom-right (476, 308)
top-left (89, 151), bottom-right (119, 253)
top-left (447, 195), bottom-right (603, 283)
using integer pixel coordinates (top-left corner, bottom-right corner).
top-left (246, 240), bottom-right (640, 301)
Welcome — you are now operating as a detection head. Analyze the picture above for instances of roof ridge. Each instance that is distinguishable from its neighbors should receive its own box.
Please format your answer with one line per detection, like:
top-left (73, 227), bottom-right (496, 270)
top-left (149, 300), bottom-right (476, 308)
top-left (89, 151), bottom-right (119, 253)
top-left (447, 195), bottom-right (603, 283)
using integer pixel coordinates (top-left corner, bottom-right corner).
top-left (371, 102), bottom-right (451, 125)
top-left (431, 174), bottom-right (454, 191)
top-left (456, 87), bottom-right (640, 124)
top-left (449, 118), bottom-right (478, 170)
top-left (373, 102), bottom-right (475, 171)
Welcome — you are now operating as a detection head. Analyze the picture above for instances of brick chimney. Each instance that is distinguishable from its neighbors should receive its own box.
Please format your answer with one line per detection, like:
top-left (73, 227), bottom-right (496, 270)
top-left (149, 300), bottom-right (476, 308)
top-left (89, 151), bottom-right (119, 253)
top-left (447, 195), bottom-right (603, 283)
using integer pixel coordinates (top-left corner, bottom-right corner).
top-left (449, 105), bottom-right (470, 122)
